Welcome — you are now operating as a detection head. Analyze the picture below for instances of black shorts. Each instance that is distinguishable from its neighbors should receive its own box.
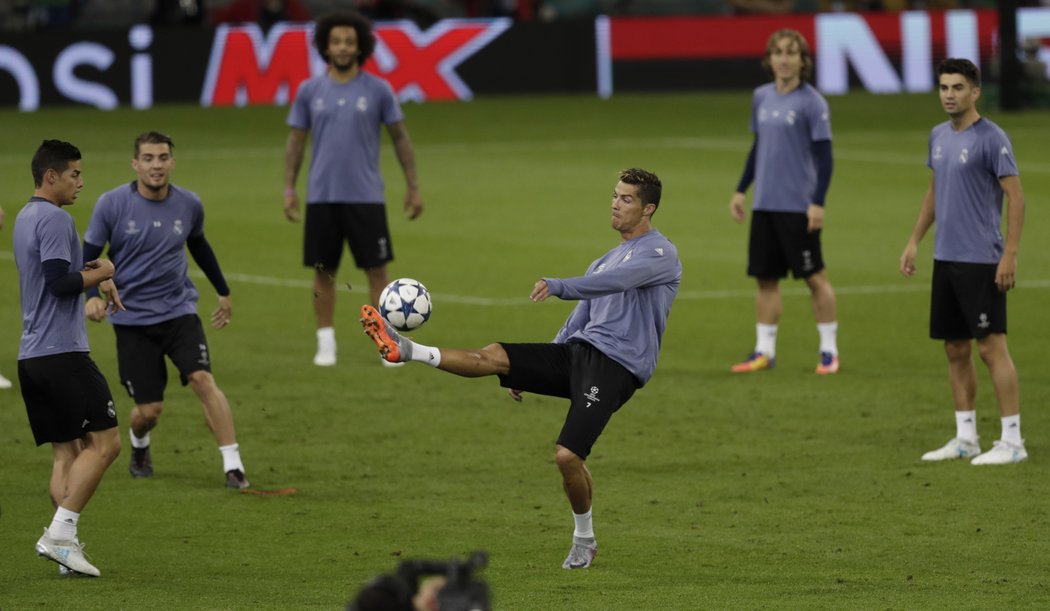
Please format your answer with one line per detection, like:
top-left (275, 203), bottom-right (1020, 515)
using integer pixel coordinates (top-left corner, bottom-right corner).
top-left (497, 342), bottom-right (640, 460)
top-left (114, 315), bottom-right (212, 404)
top-left (747, 210), bottom-right (825, 279)
top-left (930, 260), bottom-right (1006, 340)
top-left (303, 202), bottom-right (393, 271)
top-left (19, 353), bottom-right (118, 446)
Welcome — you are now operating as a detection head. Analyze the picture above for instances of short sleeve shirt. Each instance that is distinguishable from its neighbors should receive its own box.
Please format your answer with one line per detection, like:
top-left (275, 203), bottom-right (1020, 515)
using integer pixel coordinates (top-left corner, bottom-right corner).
top-left (927, 118), bottom-right (1018, 264)
top-left (13, 198), bottom-right (89, 358)
top-left (83, 182), bottom-right (205, 325)
top-left (287, 72), bottom-right (404, 204)
top-left (750, 82), bottom-right (832, 213)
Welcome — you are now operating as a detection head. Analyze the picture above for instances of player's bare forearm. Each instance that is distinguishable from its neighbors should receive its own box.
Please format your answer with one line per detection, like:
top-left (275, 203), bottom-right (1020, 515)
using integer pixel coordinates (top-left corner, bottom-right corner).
top-left (1000, 175), bottom-right (1025, 259)
top-left (284, 129), bottom-right (306, 189)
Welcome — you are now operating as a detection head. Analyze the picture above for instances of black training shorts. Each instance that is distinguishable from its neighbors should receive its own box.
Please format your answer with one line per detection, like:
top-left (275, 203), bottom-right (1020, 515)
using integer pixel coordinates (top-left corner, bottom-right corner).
top-left (497, 342), bottom-right (639, 460)
top-left (114, 314), bottom-right (212, 404)
top-left (19, 352), bottom-right (118, 446)
top-left (303, 202), bottom-right (393, 271)
top-left (930, 260), bottom-right (1006, 340)
top-left (747, 210), bottom-right (825, 279)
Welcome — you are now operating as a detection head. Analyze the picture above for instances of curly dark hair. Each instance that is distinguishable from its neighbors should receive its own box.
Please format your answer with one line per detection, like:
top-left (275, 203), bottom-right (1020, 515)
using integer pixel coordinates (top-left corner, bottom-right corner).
top-left (619, 168), bottom-right (662, 211)
top-left (937, 58), bottom-right (981, 87)
top-left (313, 9), bottom-right (375, 66)
top-left (761, 29), bottom-right (813, 82)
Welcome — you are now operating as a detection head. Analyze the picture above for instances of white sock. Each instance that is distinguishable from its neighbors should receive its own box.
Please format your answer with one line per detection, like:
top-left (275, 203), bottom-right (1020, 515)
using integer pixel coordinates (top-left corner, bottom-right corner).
top-left (1001, 414), bottom-right (1022, 445)
top-left (955, 410), bottom-right (977, 442)
top-left (49, 506), bottom-right (79, 541)
top-left (573, 509), bottom-right (594, 539)
top-left (756, 324), bottom-right (777, 358)
top-left (219, 443), bottom-right (244, 473)
top-left (409, 343), bottom-right (441, 367)
top-left (130, 428), bottom-right (150, 449)
top-left (317, 327), bottom-right (336, 351)
top-left (817, 321), bottom-right (838, 355)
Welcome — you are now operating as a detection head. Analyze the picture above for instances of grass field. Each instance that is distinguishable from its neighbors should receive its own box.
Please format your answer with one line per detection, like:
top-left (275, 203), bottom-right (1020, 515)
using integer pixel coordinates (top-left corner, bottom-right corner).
top-left (1, 91), bottom-right (1049, 609)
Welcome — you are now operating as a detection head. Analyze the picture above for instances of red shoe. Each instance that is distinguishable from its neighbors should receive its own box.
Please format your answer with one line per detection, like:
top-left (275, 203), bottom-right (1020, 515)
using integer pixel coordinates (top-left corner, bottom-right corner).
top-left (360, 305), bottom-right (405, 363)
top-left (731, 352), bottom-right (774, 373)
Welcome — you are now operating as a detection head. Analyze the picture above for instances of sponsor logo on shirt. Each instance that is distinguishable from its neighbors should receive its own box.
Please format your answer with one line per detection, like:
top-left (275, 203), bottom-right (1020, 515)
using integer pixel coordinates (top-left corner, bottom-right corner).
top-left (933, 145), bottom-right (942, 160)
top-left (655, 248), bottom-right (664, 256)
top-left (1000, 146), bottom-right (1010, 157)
top-left (125, 220), bottom-right (141, 235)
top-left (312, 97), bottom-right (325, 112)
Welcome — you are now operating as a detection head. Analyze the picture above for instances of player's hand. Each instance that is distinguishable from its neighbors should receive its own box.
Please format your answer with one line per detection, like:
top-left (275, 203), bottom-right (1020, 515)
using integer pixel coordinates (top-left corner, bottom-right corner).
top-left (404, 187), bottom-right (423, 220)
top-left (211, 295), bottom-right (232, 328)
top-left (899, 243), bottom-right (918, 278)
top-left (995, 253), bottom-right (1017, 292)
top-left (530, 280), bottom-right (550, 302)
top-left (729, 192), bottom-right (748, 223)
top-left (507, 389), bottom-right (524, 402)
top-left (85, 296), bottom-right (109, 322)
top-left (84, 258), bottom-right (115, 278)
top-left (283, 192), bottom-right (300, 222)
top-left (806, 204), bottom-right (824, 233)
top-left (99, 279), bottom-right (124, 315)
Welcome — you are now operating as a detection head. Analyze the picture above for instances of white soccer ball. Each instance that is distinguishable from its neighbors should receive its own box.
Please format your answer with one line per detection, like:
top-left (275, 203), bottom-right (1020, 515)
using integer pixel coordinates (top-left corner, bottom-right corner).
top-left (378, 278), bottom-right (432, 332)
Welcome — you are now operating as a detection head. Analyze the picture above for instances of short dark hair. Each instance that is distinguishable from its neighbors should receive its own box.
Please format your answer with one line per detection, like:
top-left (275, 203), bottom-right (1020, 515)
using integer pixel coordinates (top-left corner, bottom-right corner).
top-left (937, 57), bottom-right (981, 87)
top-left (31, 139), bottom-right (81, 187)
top-left (619, 168), bottom-right (662, 212)
top-left (762, 29), bottom-right (813, 82)
top-left (134, 131), bottom-right (174, 157)
top-left (314, 9), bottom-right (375, 66)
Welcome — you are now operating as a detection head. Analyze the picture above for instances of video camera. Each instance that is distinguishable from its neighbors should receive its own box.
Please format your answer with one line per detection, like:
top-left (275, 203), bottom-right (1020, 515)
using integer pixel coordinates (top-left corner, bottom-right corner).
top-left (349, 551), bottom-right (491, 611)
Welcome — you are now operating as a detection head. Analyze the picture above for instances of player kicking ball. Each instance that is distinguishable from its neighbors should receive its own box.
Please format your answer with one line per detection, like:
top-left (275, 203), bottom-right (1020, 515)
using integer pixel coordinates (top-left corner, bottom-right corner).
top-left (361, 168), bottom-right (681, 568)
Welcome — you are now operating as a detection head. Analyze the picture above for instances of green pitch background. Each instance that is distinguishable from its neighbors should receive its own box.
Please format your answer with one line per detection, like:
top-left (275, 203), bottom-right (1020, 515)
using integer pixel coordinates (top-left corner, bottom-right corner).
top-left (1, 92), bottom-right (1048, 609)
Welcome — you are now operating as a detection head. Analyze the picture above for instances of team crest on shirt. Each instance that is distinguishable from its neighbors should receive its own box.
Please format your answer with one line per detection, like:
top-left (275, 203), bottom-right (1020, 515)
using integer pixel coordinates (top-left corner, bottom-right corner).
top-left (959, 148), bottom-right (969, 164)
top-left (357, 96), bottom-right (368, 112)
top-left (125, 220), bottom-right (141, 235)
top-left (786, 110), bottom-right (796, 125)
top-left (174, 219), bottom-right (183, 235)
top-left (933, 145), bottom-right (942, 160)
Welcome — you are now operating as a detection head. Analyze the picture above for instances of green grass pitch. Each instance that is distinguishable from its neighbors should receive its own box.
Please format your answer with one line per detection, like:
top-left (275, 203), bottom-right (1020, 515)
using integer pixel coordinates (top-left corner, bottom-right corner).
top-left (1, 91), bottom-right (1049, 609)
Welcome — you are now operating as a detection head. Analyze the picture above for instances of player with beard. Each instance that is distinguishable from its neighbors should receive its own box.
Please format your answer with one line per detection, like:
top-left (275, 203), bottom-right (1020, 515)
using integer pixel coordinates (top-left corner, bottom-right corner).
top-left (284, 9), bottom-right (424, 368)
top-left (83, 131), bottom-right (250, 488)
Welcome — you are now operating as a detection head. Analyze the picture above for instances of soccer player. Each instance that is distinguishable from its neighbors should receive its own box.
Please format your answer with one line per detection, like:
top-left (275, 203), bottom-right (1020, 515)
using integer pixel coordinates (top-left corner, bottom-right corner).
top-left (361, 169), bottom-right (681, 569)
top-left (83, 131), bottom-right (250, 488)
top-left (14, 139), bottom-right (124, 576)
top-left (900, 58), bottom-right (1028, 465)
top-left (728, 29), bottom-right (839, 374)
top-left (284, 9), bottom-right (423, 367)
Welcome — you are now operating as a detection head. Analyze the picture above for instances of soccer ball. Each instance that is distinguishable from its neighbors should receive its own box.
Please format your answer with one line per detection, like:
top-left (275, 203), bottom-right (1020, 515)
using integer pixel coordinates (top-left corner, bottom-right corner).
top-left (378, 278), bottom-right (432, 332)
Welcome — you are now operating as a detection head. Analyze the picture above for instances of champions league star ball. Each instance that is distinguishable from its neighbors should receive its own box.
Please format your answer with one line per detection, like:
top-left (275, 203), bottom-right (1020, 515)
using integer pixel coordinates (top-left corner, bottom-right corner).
top-left (378, 278), bottom-right (432, 332)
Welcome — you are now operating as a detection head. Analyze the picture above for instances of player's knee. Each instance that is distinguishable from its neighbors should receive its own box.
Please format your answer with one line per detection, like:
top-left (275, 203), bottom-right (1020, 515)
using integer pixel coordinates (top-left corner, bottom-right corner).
top-left (479, 344), bottom-right (510, 371)
top-left (93, 427), bottom-right (122, 464)
top-left (976, 335), bottom-right (1006, 364)
top-left (555, 446), bottom-right (582, 471)
top-left (138, 401), bottom-right (164, 425)
top-left (187, 370), bottom-right (217, 393)
top-left (944, 340), bottom-right (971, 362)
